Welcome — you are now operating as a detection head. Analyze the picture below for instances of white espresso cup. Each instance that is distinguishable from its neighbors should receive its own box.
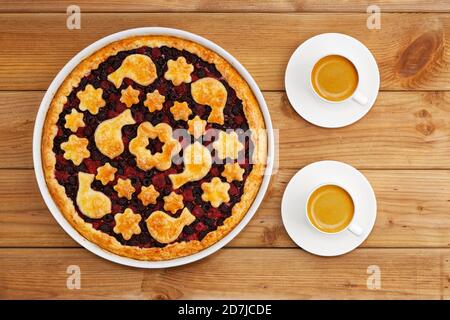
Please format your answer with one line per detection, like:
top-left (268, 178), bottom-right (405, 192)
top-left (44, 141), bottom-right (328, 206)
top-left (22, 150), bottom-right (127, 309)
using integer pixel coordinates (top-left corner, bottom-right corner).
top-left (305, 182), bottom-right (363, 236)
top-left (309, 53), bottom-right (368, 106)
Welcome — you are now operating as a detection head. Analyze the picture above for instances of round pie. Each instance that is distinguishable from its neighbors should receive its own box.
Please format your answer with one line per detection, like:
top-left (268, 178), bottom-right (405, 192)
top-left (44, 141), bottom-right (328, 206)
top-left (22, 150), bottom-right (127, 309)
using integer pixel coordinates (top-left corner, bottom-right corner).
top-left (41, 35), bottom-right (267, 261)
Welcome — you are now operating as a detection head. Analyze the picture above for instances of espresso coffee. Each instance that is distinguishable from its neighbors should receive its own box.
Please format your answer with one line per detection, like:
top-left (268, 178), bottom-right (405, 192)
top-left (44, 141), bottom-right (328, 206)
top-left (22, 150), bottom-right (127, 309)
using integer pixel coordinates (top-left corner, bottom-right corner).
top-left (311, 55), bottom-right (359, 102)
top-left (306, 184), bottom-right (354, 233)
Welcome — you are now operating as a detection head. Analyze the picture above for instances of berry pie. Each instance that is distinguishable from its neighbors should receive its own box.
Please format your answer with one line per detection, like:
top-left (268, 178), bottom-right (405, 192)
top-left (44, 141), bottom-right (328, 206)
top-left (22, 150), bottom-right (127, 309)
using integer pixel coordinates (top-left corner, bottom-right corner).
top-left (42, 35), bottom-right (267, 260)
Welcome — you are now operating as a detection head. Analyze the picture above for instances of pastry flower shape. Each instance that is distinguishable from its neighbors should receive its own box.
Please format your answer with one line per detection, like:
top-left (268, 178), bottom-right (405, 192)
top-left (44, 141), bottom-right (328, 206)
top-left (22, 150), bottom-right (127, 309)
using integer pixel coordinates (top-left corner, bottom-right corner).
top-left (114, 178), bottom-right (135, 200)
top-left (144, 90), bottom-right (165, 112)
top-left (170, 101), bottom-right (192, 121)
top-left (187, 115), bottom-right (207, 139)
top-left (76, 172), bottom-right (111, 219)
top-left (107, 54), bottom-right (157, 88)
top-left (95, 163), bottom-right (117, 185)
top-left (191, 77), bottom-right (227, 124)
top-left (113, 208), bottom-right (142, 240)
top-left (64, 109), bottom-right (85, 132)
top-left (61, 135), bottom-right (90, 166)
top-left (129, 122), bottom-right (181, 171)
top-left (213, 131), bottom-right (244, 160)
top-left (146, 208), bottom-right (195, 244)
top-left (164, 57), bottom-right (194, 86)
top-left (120, 85), bottom-right (140, 108)
top-left (169, 142), bottom-right (212, 189)
top-left (201, 177), bottom-right (230, 208)
top-left (163, 192), bottom-right (184, 214)
top-left (138, 185), bottom-right (160, 206)
top-left (76, 84), bottom-right (106, 115)
top-left (94, 109), bottom-right (136, 159)
top-left (221, 162), bottom-right (245, 183)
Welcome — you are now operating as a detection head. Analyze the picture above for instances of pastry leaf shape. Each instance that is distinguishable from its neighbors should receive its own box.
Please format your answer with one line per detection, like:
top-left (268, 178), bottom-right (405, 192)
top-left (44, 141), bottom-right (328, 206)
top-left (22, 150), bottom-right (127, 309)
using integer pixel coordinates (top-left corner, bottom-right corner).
top-left (76, 172), bottom-right (111, 219)
top-left (169, 142), bottom-right (212, 189)
top-left (107, 54), bottom-right (157, 88)
top-left (94, 109), bottom-right (136, 159)
top-left (146, 208), bottom-right (195, 244)
top-left (191, 77), bottom-right (227, 124)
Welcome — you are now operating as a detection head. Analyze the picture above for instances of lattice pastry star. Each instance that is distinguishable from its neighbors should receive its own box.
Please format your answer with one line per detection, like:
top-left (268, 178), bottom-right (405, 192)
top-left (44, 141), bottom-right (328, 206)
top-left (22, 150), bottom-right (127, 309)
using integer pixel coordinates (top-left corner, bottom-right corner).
top-left (170, 101), bottom-right (192, 121)
top-left (221, 162), bottom-right (245, 183)
top-left (113, 208), bottom-right (142, 240)
top-left (64, 109), bottom-right (85, 132)
top-left (144, 90), bottom-right (166, 112)
top-left (95, 163), bottom-right (117, 185)
top-left (164, 57), bottom-right (194, 86)
top-left (187, 115), bottom-right (207, 138)
top-left (60, 135), bottom-right (90, 166)
top-left (163, 192), bottom-right (184, 214)
top-left (138, 185), bottom-right (160, 206)
top-left (76, 84), bottom-right (106, 115)
top-left (120, 85), bottom-right (140, 108)
top-left (213, 131), bottom-right (244, 160)
top-left (201, 177), bottom-right (230, 208)
top-left (114, 178), bottom-right (135, 200)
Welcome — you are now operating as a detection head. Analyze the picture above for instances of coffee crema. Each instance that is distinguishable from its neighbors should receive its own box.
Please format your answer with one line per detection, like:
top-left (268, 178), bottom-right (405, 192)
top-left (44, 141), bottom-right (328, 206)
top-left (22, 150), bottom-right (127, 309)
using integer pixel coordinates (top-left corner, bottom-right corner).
top-left (307, 184), bottom-right (354, 233)
top-left (311, 55), bottom-right (358, 102)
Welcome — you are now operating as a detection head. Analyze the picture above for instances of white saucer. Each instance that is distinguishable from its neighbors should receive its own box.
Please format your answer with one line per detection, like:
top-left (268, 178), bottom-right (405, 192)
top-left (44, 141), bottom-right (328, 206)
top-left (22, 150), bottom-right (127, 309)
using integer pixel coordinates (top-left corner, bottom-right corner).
top-left (285, 33), bottom-right (380, 128)
top-left (281, 161), bottom-right (377, 256)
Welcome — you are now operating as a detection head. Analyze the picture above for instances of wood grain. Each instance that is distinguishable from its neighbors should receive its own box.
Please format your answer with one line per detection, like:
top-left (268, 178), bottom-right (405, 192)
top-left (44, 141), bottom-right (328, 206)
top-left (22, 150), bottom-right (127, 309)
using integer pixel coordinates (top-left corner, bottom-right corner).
top-left (2, 91), bottom-right (449, 169)
top-left (0, 248), bottom-right (449, 299)
top-left (1, 0), bottom-right (449, 13)
top-left (2, 168), bottom-right (450, 248)
top-left (0, 13), bottom-right (449, 91)
top-left (1, 5), bottom-right (450, 301)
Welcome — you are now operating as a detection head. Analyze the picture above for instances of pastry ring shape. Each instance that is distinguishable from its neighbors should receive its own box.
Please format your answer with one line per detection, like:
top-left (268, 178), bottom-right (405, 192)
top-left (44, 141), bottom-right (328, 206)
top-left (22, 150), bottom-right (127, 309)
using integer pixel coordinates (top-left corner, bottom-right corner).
top-left (129, 122), bottom-right (181, 171)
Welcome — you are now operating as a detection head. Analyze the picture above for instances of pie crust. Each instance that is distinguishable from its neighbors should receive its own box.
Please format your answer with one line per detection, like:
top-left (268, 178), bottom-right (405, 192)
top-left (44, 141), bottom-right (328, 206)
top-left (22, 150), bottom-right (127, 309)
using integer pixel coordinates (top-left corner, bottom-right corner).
top-left (42, 35), bottom-right (267, 261)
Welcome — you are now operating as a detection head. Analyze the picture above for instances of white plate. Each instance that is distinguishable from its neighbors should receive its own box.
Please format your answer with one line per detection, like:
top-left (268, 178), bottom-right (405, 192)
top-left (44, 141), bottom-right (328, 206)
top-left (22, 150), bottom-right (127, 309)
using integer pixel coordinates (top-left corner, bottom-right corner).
top-left (281, 161), bottom-right (377, 256)
top-left (285, 33), bottom-right (380, 128)
top-left (33, 27), bottom-right (274, 268)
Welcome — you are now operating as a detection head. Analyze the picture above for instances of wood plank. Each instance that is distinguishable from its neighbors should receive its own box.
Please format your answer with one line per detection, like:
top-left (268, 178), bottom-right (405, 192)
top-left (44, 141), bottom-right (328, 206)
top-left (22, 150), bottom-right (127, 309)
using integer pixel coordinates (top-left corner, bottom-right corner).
top-left (0, 13), bottom-right (449, 91)
top-left (2, 169), bottom-right (450, 248)
top-left (1, 0), bottom-right (449, 13)
top-left (0, 248), bottom-right (449, 299)
top-left (275, 91), bottom-right (450, 169)
top-left (2, 91), bottom-right (449, 169)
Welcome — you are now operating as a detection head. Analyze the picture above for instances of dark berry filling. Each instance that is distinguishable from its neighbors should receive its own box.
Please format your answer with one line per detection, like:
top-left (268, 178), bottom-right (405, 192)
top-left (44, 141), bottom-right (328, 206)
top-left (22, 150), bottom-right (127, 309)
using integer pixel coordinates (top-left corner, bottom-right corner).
top-left (53, 46), bottom-right (254, 248)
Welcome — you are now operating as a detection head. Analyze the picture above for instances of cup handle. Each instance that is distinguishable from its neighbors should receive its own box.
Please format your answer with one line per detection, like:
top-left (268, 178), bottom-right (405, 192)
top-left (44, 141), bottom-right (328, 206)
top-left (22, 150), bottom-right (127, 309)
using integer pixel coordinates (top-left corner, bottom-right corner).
top-left (348, 222), bottom-right (363, 236)
top-left (352, 91), bottom-right (368, 106)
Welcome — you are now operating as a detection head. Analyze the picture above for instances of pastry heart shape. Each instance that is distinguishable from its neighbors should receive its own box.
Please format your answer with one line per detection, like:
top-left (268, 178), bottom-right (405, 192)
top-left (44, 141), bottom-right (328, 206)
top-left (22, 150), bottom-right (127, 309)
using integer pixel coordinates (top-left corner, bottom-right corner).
top-left (169, 142), bottom-right (212, 189)
top-left (146, 208), bottom-right (195, 244)
top-left (94, 109), bottom-right (136, 159)
top-left (76, 172), bottom-right (111, 219)
top-left (107, 54), bottom-right (157, 88)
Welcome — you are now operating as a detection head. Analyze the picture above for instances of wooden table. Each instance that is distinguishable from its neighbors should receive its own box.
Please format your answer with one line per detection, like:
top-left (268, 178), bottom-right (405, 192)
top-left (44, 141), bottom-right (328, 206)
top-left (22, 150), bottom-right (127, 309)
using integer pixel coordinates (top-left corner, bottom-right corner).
top-left (1, 0), bottom-right (450, 300)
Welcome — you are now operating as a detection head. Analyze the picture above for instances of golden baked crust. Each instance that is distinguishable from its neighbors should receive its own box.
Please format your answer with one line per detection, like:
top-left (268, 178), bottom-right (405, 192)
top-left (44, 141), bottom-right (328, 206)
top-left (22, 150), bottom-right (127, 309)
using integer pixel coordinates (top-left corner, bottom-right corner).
top-left (41, 35), bottom-right (267, 261)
